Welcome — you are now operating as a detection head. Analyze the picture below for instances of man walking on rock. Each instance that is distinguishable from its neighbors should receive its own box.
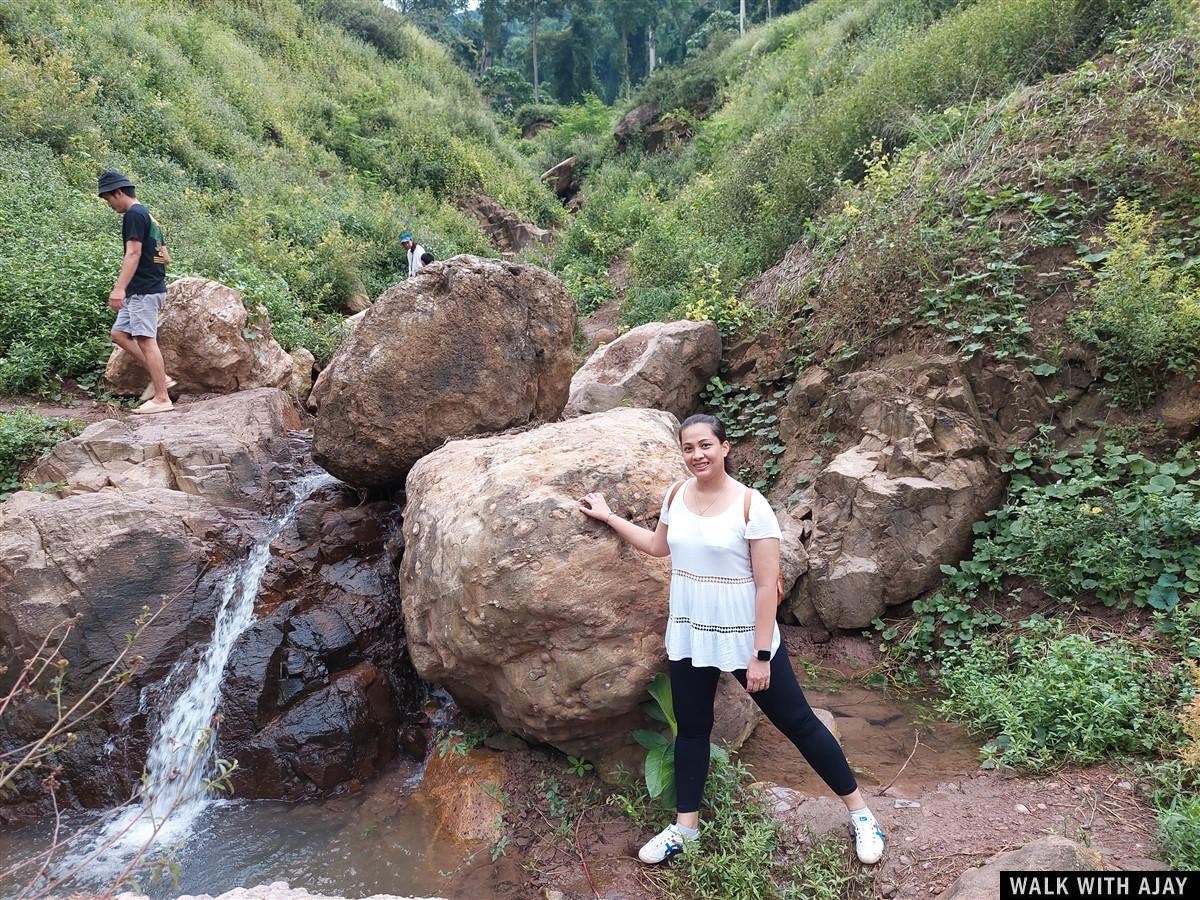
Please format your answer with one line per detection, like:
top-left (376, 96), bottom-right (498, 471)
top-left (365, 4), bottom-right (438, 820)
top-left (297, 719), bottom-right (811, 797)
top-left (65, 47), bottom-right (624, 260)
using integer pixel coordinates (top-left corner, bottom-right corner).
top-left (99, 169), bottom-right (176, 414)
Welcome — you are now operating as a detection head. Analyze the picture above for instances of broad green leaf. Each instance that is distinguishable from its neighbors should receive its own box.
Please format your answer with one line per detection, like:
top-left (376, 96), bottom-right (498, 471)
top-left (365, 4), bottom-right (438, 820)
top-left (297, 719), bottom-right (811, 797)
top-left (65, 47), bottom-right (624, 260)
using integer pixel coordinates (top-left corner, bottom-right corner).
top-left (640, 700), bottom-right (669, 724)
top-left (647, 672), bottom-right (677, 738)
top-left (1145, 474), bottom-right (1176, 494)
top-left (633, 729), bottom-right (670, 750)
top-left (645, 744), bottom-right (674, 798)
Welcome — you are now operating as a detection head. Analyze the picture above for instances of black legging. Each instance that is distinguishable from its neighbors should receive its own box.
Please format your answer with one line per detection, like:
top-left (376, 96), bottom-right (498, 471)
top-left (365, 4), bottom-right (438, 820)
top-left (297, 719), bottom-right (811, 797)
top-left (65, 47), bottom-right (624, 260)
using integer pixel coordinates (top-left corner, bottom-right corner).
top-left (669, 646), bottom-right (858, 813)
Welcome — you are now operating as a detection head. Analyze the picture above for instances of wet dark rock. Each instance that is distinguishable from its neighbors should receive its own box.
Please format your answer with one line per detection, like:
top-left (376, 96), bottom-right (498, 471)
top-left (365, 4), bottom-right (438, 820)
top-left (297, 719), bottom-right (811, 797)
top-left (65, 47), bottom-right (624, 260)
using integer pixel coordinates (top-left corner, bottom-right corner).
top-left (235, 662), bottom-right (401, 795)
top-left (218, 483), bottom-right (423, 800)
top-left (0, 488), bottom-right (250, 819)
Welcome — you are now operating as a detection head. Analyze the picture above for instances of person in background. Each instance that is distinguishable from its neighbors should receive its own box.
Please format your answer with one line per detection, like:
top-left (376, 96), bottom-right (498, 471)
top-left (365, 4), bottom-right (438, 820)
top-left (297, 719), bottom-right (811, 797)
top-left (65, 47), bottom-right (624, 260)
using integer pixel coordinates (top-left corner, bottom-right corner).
top-left (98, 169), bottom-right (176, 414)
top-left (420, 251), bottom-right (434, 268)
top-left (579, 414), bottom-right (886, 867)
top-left (401, 231), bottom-right (427, 278)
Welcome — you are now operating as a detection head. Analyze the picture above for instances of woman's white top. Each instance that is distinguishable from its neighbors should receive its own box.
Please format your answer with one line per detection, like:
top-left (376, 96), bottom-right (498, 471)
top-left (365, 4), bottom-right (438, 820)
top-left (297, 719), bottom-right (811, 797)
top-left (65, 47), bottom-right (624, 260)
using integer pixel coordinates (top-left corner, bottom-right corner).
top-left (660, 479), bottom-right (783, 672)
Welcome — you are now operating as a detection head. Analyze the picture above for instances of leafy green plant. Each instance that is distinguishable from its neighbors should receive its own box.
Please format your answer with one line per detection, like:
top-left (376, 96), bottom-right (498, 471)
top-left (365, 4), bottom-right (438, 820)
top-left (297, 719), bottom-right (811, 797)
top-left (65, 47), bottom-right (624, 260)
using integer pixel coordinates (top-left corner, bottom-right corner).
top-left (882, 433), bottom-right (1200, 661)
top-left (649, 755), bottom-right (779, 900)
top-left (700, 376), bottom-right (789, 491)
top-left (780, 835), bottom-right (874, 900)
top-left (937, 616), bottom-right (1185, 771)
top-left (632, 672), bottom-right (728, 811)
top-left (682, 264), bottom-right (754, 336)
top-left (1070, 198), bottom-right (1200, 406)
top-left (434, 726), bottom-right (486, 760)
top-left (0, 408), bottom-right (82, 499)
top-left (565, 755), bottom-right (593, 777)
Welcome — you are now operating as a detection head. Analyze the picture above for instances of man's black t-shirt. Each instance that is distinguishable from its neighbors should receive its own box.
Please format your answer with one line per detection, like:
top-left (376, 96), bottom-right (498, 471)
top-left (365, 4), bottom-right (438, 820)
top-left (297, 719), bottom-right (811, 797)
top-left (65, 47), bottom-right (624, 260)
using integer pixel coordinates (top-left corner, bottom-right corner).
top-left (122, 203), bottom-right (167, 295)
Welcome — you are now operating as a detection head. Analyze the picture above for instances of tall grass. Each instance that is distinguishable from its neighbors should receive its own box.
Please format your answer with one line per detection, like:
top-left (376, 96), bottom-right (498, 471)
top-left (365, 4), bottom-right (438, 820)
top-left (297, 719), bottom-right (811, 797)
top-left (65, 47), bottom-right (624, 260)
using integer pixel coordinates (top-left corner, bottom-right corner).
top-left (554, 0), bottom-right (1156, 326)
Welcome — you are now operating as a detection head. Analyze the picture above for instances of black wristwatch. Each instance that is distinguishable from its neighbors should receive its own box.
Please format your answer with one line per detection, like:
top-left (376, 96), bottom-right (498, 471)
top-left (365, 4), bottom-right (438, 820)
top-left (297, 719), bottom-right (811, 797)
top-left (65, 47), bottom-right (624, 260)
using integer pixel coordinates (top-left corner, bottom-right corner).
top-left (756, 649), bottom-right (771, 661)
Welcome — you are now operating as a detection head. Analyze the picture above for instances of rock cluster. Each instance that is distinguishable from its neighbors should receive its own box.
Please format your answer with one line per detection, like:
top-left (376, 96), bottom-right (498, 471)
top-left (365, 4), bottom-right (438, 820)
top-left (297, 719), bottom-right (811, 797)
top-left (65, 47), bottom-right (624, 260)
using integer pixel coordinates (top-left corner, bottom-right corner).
top-left (793, 357), bottom-right (1005, 629)
top-left (32, 388), bottom-right (301, 505)
top-left (0, 390), bottom-right (420, 815)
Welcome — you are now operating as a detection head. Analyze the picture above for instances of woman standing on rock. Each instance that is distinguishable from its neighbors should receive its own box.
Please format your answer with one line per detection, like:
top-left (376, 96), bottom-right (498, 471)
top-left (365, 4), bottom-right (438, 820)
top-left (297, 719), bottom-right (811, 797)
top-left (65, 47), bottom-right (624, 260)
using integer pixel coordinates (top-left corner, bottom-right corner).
top-left (580, 414), bottom-right (885, 866)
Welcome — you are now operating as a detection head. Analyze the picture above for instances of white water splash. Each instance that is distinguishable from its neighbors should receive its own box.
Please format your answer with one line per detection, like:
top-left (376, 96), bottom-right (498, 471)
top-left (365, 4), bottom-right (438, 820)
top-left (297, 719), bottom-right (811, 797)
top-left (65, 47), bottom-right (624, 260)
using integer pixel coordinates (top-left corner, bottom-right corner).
top-left (73, 472), bottom-right (334, 876)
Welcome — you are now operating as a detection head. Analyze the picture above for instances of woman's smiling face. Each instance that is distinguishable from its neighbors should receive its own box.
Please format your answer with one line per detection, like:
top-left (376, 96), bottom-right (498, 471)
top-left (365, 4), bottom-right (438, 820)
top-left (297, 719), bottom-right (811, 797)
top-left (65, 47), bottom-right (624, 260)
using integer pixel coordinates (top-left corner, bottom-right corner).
top-left (680, 422), bottom-right (728, 478)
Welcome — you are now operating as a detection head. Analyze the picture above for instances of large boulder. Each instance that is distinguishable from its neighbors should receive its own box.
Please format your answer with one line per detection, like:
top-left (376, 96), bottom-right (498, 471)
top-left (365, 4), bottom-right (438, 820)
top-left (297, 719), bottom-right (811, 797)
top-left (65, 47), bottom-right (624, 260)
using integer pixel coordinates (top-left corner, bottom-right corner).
top-left (937, 837), bottom-right (1104, 899)
top-left (565, 320), bottom-right (721, 421)
top-left (400, 407), bottom-right (687, 755)
top-left (312, 256), bottom-right (577, 489)
top-left (32, 388), bottom-right (303, 507)
top-left (614, 101), bottom-right (660, 146)
top-left (798, 357), bottom-right (1004, 629)
top-left (0, 487), bottom-right (246, 811)
top-left (104, 277), bottom-right (292, 396)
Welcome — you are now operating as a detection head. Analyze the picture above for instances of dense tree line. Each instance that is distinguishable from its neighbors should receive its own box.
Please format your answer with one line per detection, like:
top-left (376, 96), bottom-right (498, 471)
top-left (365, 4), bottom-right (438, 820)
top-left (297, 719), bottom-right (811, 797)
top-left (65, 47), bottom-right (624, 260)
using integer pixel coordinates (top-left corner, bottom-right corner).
top-left (384, 0), bottom-right (814, 108)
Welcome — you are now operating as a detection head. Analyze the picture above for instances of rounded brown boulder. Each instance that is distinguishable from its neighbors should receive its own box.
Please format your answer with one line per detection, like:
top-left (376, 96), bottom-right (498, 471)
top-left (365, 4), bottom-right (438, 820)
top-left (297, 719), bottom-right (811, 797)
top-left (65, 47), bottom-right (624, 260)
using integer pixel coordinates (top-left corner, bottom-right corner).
top-left (564, 319), bottom-right (722, 421)
top-left (104, 277), bottom-right (293, 396)
top-left (399, 407), bottom-right (688, 756)
top-left (312, 256), bottom-right (577, 489)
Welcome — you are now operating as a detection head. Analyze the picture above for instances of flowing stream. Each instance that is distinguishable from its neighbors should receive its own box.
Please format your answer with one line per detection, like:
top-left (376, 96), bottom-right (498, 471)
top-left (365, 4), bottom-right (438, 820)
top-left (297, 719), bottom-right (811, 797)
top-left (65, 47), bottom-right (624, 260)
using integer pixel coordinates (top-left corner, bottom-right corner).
top-left (55, 472), bottom-right (335, 881)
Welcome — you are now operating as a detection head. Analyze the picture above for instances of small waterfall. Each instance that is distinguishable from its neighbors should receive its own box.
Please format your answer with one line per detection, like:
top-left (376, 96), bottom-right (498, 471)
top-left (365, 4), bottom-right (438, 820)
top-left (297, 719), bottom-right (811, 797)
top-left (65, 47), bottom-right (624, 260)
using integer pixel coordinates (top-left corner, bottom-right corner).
top-left (81, 472), bottom-right (334, 872)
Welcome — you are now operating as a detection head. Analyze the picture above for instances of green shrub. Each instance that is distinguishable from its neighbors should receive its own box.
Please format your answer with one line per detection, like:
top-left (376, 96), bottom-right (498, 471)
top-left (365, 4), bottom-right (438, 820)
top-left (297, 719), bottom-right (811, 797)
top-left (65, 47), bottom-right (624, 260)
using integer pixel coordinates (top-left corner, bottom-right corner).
top-left (0, 146), bottom-right (116, 392)
top-left (1157, 789), bottom-right (1200, 869)
top-left (780, 836), bottom-right (874, 900)
top-left (0, 408), bottom-right (81, 497)
top-left (478, 65), bottom-right (534, 116)
top-left (883, 435), bottom-right (1200, 660)
top-left (970, 438), bottom-right (1200, 612)
top-left (938, 616), bottom-right (1184, 771)
top-left (1070, 198), bottom-right (1200, 406)
top-left (513, 102), bottom-right (563, 132)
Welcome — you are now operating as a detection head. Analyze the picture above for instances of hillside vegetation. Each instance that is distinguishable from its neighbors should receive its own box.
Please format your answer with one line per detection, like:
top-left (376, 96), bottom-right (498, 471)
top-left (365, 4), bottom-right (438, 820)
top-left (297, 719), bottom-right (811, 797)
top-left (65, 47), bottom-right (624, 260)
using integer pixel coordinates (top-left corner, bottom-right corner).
top-left (553, 0), bottom-right (1175, 326)
top-left (541, 0), bottom-right (1200, 876)
top-left (0, 0), bottom-right (556, 391)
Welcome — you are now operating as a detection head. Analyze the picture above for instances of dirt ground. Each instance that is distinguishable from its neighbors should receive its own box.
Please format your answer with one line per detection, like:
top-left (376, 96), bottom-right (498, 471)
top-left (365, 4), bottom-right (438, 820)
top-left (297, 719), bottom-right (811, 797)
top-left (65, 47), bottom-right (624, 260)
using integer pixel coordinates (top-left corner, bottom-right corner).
top-left (431, 629), bottom-right (1169, 900)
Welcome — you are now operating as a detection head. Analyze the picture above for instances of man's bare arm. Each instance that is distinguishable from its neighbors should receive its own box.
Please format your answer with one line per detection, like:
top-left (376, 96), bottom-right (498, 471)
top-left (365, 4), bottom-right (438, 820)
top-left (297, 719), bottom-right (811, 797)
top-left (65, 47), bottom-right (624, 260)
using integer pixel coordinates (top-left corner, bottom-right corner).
top-left (110, 239), bottom-right (142, 306)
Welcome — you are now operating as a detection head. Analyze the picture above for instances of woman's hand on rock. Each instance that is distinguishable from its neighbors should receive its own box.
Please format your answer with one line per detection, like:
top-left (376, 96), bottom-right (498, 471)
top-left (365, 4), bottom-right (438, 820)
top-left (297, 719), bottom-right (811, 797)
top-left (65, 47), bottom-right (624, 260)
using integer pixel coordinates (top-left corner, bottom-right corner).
top-left (580, 492), bottom-right (612, 522)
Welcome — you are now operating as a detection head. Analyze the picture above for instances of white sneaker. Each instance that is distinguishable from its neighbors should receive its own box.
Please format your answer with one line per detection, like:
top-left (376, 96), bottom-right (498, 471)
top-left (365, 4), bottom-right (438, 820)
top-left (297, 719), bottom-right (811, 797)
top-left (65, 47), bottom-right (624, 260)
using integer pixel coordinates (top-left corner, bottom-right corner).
top-left (131, 398), bottom-right (174, 415)
top-left (140, 377), bottom-right (177, 402)
top-left (637, 823), bottom-right (690, 864)
top-left (851, 811), bottom-right (885, 864)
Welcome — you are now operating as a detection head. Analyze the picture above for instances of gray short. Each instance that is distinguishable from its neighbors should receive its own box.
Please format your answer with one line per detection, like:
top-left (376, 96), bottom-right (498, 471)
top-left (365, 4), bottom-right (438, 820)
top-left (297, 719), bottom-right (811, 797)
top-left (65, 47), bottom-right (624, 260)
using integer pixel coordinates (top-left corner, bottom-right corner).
top-left (112, 292), bottom-right (166, 338)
